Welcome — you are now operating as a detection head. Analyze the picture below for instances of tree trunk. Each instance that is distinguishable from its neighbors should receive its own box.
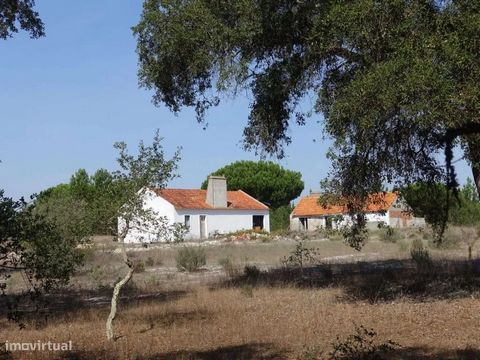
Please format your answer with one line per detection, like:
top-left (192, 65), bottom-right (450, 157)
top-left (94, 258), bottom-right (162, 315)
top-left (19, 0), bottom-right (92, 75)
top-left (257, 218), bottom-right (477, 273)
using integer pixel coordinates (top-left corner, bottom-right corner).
top-left (466, 137), bottom-right (480, 196)
top-left (106, 236), bottom-right (132, 341)
top-left (472, 163), bottom-right (480, 198)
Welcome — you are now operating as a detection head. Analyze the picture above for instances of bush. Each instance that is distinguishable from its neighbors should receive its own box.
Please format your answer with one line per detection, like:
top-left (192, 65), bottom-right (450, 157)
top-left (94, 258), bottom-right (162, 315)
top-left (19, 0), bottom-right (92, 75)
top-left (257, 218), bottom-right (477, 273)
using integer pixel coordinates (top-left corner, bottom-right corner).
top-left (410, 239), bottom-right (432, 271)
top-left (145, 256), bottom-right (155, 267)
top-left (329, 325), bottom-right (399, 360)
top-left (218, 256), bottom-right (240, 277)
top-left (282, 240), bottom-right (319, 275)
top-left (243, 265), bottom-right (260, 284)
top-left (175, 246), bottom-right (206, 272)
top-left (89, 265), bottom-right (105, 285)
top-left (380, 226), bottom-right (401, 243)
top-left (300, 345), bottom-right (323, 360)
top-left (172, 223), bottom-right (188, 243)
top-left (133, 260), bottom-right (145, 273)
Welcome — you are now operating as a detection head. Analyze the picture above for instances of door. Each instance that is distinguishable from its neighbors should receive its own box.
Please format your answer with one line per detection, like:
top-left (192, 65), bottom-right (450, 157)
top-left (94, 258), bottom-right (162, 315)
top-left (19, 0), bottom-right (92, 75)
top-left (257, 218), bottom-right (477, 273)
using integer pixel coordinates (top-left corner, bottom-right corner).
top-left (252, 215), bottom-right (264, 231)
top-left (200, 215), bottom-right (207, 239)
top-left (300, 217), bottom-right (309, 231)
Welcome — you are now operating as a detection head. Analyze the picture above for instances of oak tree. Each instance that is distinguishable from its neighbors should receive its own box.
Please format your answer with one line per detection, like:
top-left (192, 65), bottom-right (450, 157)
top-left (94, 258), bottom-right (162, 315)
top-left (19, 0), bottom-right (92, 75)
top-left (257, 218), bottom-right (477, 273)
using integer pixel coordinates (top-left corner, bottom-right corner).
top-left (134, 0), bottom-right (480, 247)
top-left (0, 0), bottom-right (44, 39)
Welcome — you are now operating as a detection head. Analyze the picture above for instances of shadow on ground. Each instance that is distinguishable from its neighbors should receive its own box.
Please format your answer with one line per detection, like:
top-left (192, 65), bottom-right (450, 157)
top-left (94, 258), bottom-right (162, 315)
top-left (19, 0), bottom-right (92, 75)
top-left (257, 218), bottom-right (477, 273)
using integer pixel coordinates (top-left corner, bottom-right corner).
top-left (215, 258), bottom-right (480, 303)
top-left (2, 344), bottom-right (474, 360)
top-left (0, 286), bottom-right (188, 328)
top-left (390, 346), bottom-right (480, 359)
top-left (59, 343), bottom-right (286, 360)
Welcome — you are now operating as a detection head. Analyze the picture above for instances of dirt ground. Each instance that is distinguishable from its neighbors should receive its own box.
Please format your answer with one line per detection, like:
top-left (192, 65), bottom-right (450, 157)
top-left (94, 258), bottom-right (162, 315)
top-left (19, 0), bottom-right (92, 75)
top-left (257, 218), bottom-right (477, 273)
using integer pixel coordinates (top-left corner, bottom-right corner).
top-left (1, 230), bottom-right (480, 359)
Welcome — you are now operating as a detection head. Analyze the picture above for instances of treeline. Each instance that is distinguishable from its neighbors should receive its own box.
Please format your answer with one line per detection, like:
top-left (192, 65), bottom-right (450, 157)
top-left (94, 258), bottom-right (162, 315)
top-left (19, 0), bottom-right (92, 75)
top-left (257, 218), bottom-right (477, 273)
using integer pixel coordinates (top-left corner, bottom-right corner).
top-left (402, 178), bottom-right (480, 228)
top-left (35, 169), bottom-right (125, 238)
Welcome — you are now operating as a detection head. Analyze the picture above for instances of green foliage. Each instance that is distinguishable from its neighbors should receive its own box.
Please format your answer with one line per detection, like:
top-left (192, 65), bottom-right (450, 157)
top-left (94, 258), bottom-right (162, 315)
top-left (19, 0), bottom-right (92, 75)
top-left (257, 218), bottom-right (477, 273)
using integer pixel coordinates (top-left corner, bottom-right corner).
top-left (402, 178), bottom-right (480, 239)
top-left (200, 161), bottom-right (303, 209)
top-left (175, 246), bottom-right (206, 272)
top-left (35, 184), bottom-right (92, 242)
top-left (283, 240), bottom-right (319, 275)
top-left (134, 0), bottom-right (480, 250)
top-left (270, 204), bottom-right (294, 232)
top-left (0, 0), bottom-right (45, 39)
top-left (35, 130), bottom-right (182, 244)
top-left (410, 239), bottom-right (432, 271)
top-left (171, 223), bottom-right (189, 243)
top-left (329, 326), bottom-right (399, 360)
top-left (0, 190), bottom-right (83, 293)
top-left (379, 226), bottom-right (401, 243)
top-left (35, 169), bottom-right (122, 237)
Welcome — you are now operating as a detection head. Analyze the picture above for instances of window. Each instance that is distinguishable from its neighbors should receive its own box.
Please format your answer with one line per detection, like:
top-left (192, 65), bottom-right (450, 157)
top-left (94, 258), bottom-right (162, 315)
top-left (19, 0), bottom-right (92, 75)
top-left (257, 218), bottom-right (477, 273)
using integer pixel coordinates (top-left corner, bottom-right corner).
top-left (184, 215), bottom-right (190, 229)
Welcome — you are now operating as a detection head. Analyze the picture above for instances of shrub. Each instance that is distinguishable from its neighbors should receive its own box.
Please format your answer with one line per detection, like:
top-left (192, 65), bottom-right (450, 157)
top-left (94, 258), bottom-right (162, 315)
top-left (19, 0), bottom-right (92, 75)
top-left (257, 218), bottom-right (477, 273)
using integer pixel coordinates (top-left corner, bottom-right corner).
top-left (381, 226), bottom-right (401, 243)
top-left (243, 265), bottom-right (260, 283)
top-left (133, 260), bottom-right (145, 273)
top-left (329, 325), bottom-right (399, 360)
top-left (300, 345), bottom-right (323, 360)
top-left (145, 256), bottom-right (155, 267)
top-left (175, 246), bottom-right (206, 272)
top-left (282, 240), bottom-right (319, 275)
top-left (89, 265), bottom-right (105, 285)
top-left (172, 223), bottom-right (188, 243)
top-left (218, 256), bottom-right (240, 277)
top-left (410, 239), bottom-right (432, 271)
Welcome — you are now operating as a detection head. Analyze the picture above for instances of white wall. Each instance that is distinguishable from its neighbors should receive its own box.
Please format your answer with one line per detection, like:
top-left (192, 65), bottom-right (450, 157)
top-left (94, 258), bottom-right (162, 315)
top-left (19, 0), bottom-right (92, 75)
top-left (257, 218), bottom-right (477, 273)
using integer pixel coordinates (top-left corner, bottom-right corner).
top-left (176, 209), bottom-right (270, 239)
top-left (120, 190), bottom-right (270, 243)
top-left (121, 189), bottom-right (177, 244)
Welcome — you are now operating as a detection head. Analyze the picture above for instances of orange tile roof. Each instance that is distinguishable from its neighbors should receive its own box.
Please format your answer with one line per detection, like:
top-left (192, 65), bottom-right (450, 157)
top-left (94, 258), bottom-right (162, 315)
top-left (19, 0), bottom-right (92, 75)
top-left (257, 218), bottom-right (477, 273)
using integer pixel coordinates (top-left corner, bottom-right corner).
top-left (292, 192), bottom-right (398, 217)
top-left (153, 189), bottom-right (269, 211)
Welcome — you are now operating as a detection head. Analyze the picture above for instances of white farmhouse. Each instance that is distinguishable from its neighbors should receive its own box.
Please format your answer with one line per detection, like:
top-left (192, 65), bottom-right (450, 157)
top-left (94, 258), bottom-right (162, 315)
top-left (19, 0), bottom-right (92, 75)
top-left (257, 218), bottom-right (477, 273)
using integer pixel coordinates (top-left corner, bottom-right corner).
top-left (122, 176), bottom-right (270, 243)
top-left (290, 192), bottom-right (425, 231)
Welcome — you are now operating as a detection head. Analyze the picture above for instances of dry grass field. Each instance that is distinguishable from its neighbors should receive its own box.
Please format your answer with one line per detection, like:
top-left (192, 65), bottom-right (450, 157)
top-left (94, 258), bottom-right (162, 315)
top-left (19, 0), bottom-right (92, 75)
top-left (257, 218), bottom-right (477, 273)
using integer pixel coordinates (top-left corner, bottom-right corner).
top-left (1, 228), bottom-right (480, 359)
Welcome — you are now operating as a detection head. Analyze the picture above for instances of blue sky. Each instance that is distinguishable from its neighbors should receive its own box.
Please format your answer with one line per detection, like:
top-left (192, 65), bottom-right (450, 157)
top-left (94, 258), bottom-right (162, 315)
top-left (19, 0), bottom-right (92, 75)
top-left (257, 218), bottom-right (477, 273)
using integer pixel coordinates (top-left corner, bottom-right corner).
top-left (0, 1), bottom-right (472, 200)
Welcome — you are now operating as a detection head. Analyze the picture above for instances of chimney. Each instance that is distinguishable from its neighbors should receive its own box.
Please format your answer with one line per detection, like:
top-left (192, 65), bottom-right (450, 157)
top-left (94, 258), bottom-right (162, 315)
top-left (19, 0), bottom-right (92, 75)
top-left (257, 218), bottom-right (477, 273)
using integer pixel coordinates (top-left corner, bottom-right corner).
top-left (206, 175), bottom-right (227, 208)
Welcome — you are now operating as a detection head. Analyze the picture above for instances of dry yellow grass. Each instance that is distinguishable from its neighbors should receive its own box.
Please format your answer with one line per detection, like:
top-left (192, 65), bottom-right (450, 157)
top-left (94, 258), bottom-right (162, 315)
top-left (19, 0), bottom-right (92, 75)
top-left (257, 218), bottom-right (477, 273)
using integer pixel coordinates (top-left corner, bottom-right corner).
top-left (1, 285), bottom-right (479, 359)
top-left (2, 232), bottom-right (480, 359)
